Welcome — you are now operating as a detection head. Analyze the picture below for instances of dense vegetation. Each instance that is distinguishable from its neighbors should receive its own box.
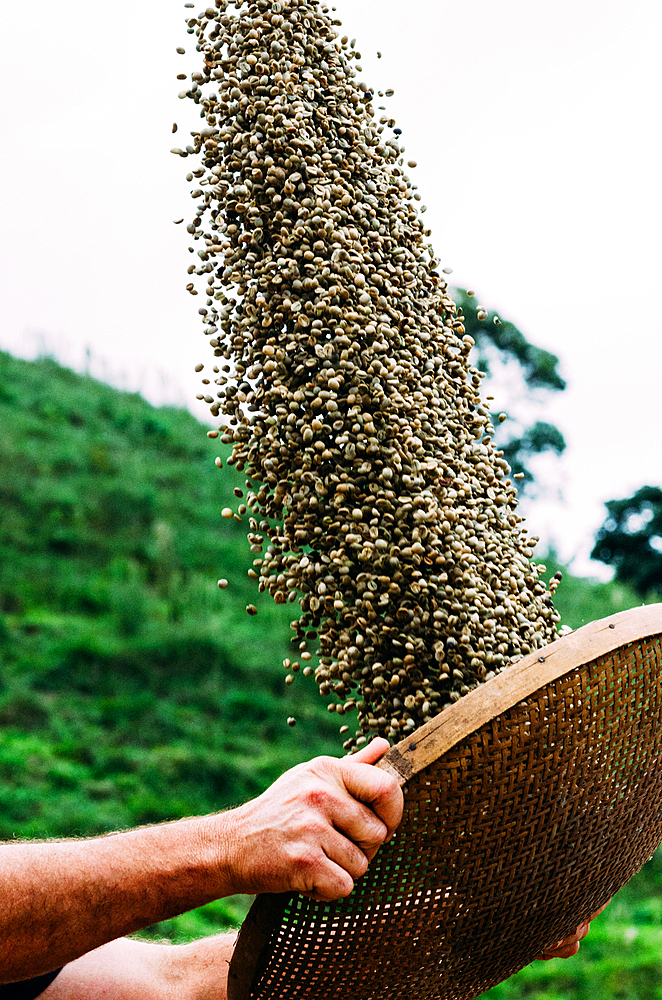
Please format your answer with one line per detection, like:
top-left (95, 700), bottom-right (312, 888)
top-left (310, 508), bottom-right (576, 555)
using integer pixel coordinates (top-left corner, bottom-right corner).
top-left (592, 486), bottom-right (662, 599)
top-left (0, 349), bottom-right (342, 935)
top-left (1, 350), bottom-right (661, 993)
top-left (454, 289), bottom-right (567, 494)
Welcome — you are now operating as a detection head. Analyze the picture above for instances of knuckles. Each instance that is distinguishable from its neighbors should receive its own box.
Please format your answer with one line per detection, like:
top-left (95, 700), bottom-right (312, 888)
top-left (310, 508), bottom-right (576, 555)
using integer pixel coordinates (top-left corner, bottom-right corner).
top-left (287, 845), bottom-right (354, 900)
top-left (287, 842), bottom-right (325, 878)
top-left (303, 784), bottom-right (334, 813)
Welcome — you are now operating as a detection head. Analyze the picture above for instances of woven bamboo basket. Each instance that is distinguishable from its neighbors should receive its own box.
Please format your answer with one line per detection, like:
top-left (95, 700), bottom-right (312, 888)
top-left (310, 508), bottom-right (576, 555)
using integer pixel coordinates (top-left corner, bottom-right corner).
top-left (228, 604), bottom-right (662, 1000)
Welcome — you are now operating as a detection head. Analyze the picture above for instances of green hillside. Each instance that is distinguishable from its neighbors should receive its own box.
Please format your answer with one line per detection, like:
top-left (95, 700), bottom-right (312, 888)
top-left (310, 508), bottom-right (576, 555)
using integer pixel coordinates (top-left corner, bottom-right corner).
top-left (0, 351), bottom-right (340, 831)
top-left (3, 350), bottom-right (662, 992)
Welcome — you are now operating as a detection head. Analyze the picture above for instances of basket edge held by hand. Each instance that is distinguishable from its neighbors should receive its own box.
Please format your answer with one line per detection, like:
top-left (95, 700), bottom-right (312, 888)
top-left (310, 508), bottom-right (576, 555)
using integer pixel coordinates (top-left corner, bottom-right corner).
top-left (229, 603), bottom-right (662, 1000)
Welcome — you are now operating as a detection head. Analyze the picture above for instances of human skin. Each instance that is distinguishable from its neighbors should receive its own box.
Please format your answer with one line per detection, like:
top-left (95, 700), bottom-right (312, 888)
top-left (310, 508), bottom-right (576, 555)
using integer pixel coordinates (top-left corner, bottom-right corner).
top-left (0, 739), bottom-right (402, 984)
top-left (36, 907), bottom-right (603, 999)
top-left (37, 915), bottom-right (600, 999)
top-left (536, 901), bottom-right (611, 960)
top-left (1, 735), bottom-right (604, 996)
top-left (39, 935), bottom-right (237, 1000)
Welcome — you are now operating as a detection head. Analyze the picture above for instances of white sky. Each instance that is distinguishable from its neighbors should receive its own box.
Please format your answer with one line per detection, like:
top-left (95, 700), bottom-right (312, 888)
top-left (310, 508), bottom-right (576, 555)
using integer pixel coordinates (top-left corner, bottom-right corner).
top-left (1, 0), bottom-right (660, 577)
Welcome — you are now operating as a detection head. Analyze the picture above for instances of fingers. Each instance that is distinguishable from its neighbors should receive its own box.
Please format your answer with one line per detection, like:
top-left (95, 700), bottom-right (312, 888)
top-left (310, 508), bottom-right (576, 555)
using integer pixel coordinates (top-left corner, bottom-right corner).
top-left (227, 742), bottom-right (404, 901)
top-left (292, 852), bottom-right (356, 903)
top-left (339, 757), bottom-right (404, 844)
top-left (325, 789), bottom-right (391, 861)
top-left (304, 856), bottom-right (356, 903)
top-left (323, 829), bottom-right (370, 882)
top-left (293, 829), bottom-right (369, 902)
top-left (538, 940), bottom-right (581, 961)
top-left (576, 920), bottom-right (591, 943)
top-left (347, 739), bottom-right (402, 842)
top-left (536, 907), bottom-right (605, 961)
top-left (302, 742), bottom-right (403, 882)
top-left (537, 932), bottom-right (580, 961)
top-left (351, 737), bottom-right (391, 766)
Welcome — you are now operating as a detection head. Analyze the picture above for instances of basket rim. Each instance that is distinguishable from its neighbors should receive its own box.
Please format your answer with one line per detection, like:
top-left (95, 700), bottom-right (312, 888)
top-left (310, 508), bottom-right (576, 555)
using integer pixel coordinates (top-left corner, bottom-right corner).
top-left (228, 604), bottom-right (662, 1000)
top-left (379, 603), bottom-right (662, 786)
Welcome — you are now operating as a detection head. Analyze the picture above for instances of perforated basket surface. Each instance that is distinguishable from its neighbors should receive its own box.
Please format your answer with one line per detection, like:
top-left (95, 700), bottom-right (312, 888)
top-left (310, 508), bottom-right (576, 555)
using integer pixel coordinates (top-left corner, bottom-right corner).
top-left (228, 605), bottom-right (662, 1000)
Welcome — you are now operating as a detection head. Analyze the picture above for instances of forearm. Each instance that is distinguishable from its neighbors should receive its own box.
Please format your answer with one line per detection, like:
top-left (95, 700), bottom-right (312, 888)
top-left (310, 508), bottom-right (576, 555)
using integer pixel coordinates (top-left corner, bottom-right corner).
top-left (1, 741), bottom-right (401, 984)
top-left (170, 933), bottom-right (237, 1000)
top-left (0, 815), bottom-right (237, 983)
top-left (42, 935), bottom-right (236, 1000)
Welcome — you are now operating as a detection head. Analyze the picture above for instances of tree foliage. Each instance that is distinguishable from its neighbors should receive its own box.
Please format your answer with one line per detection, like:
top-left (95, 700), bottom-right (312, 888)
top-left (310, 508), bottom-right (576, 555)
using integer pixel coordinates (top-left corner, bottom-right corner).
top-left (591, 486), bottom-right (662, 598)
top-left (454, 289), bottom-right (567, 491)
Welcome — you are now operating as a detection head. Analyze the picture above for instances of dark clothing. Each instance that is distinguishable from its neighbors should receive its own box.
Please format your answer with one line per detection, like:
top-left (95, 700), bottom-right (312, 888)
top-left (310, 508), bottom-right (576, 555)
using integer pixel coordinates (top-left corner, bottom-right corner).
top-left (0, 970), bottom-right (62, 999)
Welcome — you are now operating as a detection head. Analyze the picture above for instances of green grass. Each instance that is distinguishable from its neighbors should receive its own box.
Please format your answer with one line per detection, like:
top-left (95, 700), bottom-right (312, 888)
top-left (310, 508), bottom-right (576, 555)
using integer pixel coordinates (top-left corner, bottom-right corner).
top-left (0, 356), bottom-right (338, 807)
top-left (480, 908), bottom-right (662, 1000)
top-left (2, 350), bottom-right (661, 986)
top-left (539, 550), bottom-right (644, 632)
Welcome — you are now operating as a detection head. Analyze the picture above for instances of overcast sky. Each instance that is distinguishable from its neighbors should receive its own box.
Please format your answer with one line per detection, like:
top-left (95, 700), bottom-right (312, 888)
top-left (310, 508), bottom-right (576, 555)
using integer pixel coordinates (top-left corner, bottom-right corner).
top-left (1, 0), bottom-right (660, 576)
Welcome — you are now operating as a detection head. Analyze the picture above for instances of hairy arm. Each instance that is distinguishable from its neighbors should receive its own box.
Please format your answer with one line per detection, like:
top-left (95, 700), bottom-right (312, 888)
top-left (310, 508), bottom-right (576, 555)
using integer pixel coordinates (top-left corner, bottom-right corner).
top-left (0, 816), bottom-right (235, 983)
top-left (1, 739), bottom-right (401, 984)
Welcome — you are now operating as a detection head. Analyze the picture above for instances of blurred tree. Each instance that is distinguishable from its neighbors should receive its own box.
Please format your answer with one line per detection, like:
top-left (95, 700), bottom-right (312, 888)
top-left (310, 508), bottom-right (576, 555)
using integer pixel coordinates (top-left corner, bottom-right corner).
top-left (591, 486), bottom-right (662, 598)
top-left (454, 289), bottom-right (566, 493)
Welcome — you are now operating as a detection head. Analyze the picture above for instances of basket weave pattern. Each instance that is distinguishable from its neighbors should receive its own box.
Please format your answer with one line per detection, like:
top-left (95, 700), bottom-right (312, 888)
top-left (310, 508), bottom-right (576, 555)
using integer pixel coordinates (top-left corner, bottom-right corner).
top-left (230, 624), bottom-right (662, 1000)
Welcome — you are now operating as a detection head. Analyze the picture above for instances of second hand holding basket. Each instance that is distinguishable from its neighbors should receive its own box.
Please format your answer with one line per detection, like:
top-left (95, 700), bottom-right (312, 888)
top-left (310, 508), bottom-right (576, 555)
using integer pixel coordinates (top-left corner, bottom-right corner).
top-left (228, 604), bottom-right (662, 1000)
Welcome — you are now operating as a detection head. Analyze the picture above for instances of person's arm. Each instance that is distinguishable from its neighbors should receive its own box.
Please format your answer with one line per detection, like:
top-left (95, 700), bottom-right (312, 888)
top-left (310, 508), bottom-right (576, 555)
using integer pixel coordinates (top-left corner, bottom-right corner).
top-left (0, 739), bottom-right (402, 984)
top-left (39, 935), bottom-right (236, 1000)
top-left (38, 901), bottom-right (608, 1000)
top-left (36, 900), bottom-right (610, 1000)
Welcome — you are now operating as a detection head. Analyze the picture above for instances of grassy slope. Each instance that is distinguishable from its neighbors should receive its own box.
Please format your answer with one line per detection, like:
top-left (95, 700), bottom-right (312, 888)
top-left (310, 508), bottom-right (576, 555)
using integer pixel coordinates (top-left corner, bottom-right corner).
top-left (2, 352), bottom-right (662, 987)
top-left (0, 350), bottom-right (340, 936)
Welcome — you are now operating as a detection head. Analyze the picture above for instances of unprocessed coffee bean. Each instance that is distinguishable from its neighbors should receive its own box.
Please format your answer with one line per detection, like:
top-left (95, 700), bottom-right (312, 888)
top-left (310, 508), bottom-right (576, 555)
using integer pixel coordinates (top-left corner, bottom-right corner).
top-left (180, 0), bottom-right (560, 747)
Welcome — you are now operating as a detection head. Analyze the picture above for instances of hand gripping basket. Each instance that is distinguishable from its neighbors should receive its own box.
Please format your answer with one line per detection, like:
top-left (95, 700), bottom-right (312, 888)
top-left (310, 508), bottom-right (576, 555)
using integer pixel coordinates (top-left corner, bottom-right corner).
top-left (228, 604), bottom-right (662, 1000)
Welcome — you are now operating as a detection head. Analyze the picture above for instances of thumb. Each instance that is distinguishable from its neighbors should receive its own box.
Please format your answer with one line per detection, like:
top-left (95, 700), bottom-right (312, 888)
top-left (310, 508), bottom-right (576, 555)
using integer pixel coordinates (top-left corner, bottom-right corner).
top-left (351, 737), bottom-right (391, 766)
